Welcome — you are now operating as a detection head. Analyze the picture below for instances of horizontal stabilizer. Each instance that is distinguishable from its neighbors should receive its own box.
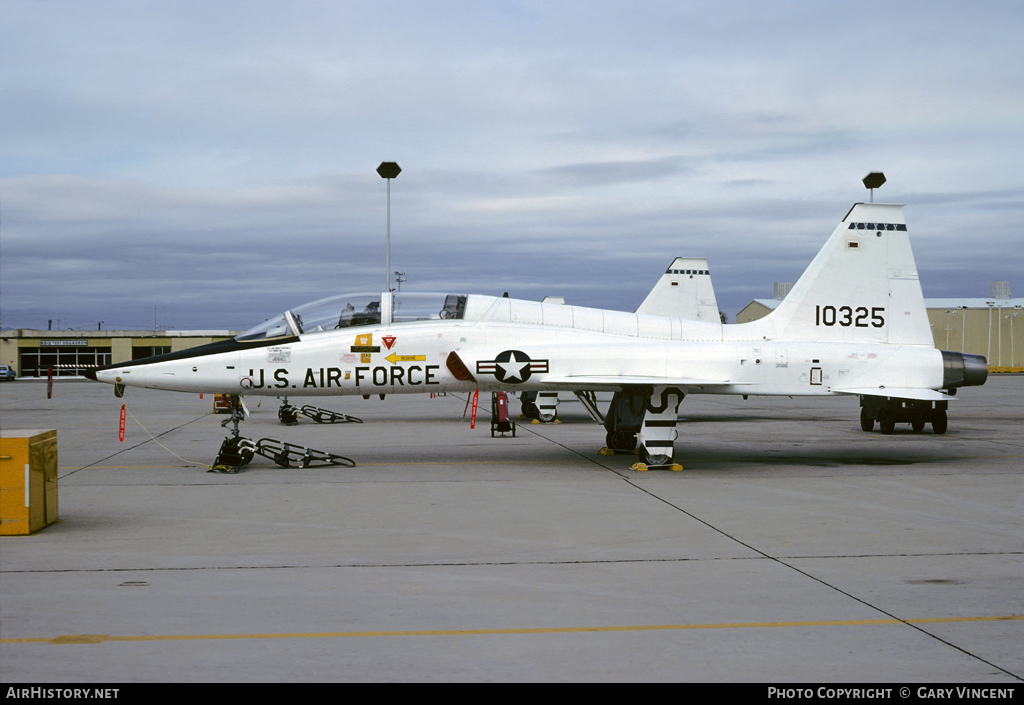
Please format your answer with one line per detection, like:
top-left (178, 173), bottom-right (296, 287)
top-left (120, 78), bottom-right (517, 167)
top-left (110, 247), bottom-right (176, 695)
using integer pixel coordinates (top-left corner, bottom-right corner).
top-left (833, 387), bottom-right (956, 401)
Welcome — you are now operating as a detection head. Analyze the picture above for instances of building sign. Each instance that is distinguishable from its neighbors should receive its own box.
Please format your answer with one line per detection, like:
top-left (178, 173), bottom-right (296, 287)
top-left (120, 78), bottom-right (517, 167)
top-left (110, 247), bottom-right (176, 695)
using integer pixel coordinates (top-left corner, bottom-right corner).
top-left (40, 340), bottom-right (90, 346)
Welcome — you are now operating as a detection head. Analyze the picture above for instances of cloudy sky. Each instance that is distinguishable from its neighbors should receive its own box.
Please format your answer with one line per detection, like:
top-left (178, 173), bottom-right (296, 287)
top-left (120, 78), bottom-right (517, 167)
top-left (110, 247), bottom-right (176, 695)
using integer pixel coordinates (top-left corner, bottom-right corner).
top-left (2, 0), bottom-right (1022, 332)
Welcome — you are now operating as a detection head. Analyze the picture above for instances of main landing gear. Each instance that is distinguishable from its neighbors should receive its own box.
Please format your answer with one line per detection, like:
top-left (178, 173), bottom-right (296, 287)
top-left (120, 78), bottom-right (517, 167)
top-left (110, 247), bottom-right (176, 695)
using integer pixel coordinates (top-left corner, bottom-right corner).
top-left (858, 395), bottom-right (950, 435)
top-left (602, 387), bottom-right (685, 471)
top-left (211, 395), bottom-right (355, 473)
top-left (520, 391), bottom-right (559, 423)
top-left (602, 390), bottom-right (645, 454)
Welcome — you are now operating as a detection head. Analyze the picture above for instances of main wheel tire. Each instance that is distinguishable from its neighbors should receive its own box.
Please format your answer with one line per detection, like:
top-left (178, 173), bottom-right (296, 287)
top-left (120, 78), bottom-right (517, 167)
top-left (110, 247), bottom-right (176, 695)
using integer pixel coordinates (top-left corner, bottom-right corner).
top-left (607, 431), bottom-right (638, 451)
top-left (932, 410), bottom-right (948, 434)
top-left (860, 408), bottom-right (875, 432)
top-left (639, 446), bottom-right (670, 466)
top-left (911, 419), bottom-right (926, 433)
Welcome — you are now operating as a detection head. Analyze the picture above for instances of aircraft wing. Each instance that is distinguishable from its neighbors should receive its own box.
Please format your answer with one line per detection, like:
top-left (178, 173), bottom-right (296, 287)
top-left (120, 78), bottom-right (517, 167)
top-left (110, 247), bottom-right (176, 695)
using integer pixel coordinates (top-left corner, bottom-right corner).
top-left (832, 387), bottom-right (956, 401)
top-left (447, 351), bottom-right (730, 389)
top-left (540, 375), bottom-right (731, 387)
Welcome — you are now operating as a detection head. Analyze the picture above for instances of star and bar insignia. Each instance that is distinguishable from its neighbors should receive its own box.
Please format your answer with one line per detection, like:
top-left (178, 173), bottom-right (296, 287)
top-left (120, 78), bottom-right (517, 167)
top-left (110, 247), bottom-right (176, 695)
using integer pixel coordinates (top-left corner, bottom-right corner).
top-left (476, 350), bottom-right (549, 383)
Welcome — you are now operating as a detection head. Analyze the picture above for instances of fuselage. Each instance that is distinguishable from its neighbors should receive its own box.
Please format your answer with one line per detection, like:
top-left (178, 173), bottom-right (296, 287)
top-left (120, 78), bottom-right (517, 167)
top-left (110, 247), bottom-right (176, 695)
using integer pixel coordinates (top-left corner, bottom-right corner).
top-left (92, 292), bottom-right (949, 399)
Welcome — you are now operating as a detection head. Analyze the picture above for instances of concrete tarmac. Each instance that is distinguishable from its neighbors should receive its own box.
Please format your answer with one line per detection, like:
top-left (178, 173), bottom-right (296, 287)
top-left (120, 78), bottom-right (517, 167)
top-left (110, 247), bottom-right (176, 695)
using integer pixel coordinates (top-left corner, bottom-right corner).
top-left (1, 378), bottom-right (1021, 682)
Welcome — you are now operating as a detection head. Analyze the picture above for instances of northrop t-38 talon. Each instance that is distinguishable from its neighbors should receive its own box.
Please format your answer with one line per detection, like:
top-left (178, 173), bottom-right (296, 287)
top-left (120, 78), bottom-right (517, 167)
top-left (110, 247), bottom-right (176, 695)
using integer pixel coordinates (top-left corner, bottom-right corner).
top-left (87, 198), bottom-right (988, 468)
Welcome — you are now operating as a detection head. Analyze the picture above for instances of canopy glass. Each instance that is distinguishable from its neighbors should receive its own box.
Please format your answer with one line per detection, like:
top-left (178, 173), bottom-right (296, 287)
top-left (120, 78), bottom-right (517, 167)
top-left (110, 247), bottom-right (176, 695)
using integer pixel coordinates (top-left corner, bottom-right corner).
top-left (236, 292), bottom-right (468, 341)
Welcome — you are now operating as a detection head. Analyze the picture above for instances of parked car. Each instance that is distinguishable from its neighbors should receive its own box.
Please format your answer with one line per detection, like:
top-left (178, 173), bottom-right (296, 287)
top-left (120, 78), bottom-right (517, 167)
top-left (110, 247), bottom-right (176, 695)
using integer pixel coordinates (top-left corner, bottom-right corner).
top-left (0, 365), bottom-right (16, 381)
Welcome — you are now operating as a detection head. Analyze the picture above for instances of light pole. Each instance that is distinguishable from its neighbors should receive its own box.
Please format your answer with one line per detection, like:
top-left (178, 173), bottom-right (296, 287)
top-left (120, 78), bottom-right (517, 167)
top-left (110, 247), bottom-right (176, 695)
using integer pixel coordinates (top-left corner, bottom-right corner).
top-left (394, 271), bottom-right (406, 292)
top-left (998, 305), bottom-right (1003, 367)
top-left (1007, 312), bottom-right (1019, 368)
top-left (377, 162), bottom-right (401, 293)
top-left (987, 302), bottom-right (994, 362)
top-left (961, 305), bottom-right (967, 353)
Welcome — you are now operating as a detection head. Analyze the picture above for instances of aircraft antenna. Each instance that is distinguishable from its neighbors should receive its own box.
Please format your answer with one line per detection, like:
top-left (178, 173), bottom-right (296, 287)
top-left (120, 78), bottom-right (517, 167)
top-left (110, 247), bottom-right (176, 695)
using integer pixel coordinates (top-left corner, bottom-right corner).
top-left (377, 162), bottom-right (402, 291)
top-left (862, 171), bottom-right (886, 203)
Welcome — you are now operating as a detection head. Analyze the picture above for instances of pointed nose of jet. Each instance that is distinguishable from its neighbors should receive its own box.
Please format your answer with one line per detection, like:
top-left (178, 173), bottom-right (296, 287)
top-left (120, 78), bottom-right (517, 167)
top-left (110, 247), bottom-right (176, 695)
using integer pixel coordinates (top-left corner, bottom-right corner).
top-left (86, 364), bottom-right (122, 385)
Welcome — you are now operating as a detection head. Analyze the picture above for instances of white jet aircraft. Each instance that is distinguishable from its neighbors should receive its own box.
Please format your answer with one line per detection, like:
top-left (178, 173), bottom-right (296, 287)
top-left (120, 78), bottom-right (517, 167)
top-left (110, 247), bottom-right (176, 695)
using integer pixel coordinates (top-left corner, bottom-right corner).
top-left (87, 199), bottom-right (987, 469)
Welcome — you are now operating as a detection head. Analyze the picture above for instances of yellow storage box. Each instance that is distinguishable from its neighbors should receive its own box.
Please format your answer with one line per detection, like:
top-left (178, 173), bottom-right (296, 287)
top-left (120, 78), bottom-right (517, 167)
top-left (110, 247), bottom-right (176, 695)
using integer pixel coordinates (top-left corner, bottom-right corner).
top-left (1, 429), bottom-right (58, 535)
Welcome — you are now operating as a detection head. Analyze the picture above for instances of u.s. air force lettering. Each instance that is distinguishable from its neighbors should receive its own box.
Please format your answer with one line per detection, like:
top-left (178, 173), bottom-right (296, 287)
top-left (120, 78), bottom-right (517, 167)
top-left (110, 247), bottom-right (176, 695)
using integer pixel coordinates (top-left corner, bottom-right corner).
top-left (240, 366), bottom-right (439, 389)
top-left (476, 350), bottom-right (549, 383)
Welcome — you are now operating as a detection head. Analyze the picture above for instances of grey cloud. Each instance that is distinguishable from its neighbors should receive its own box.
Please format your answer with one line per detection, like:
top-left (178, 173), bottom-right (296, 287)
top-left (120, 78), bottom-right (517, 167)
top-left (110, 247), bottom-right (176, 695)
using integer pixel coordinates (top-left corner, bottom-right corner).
top-left (535, 156), bottom-right (693, 188)
top-left (2, 2), bottom-right (1022, 332)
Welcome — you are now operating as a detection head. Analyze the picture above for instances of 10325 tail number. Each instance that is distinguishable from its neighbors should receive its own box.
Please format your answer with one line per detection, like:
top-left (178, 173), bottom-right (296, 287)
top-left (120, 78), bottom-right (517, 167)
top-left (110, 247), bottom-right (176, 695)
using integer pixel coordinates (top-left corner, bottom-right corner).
top-left (815, 305), bottom-right (884, 328)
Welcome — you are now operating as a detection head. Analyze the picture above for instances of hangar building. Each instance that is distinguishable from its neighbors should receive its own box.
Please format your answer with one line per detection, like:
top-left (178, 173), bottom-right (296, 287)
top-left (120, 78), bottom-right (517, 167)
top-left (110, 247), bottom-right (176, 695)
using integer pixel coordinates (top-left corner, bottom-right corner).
top-left (0, 330), bottom-right (240, 378)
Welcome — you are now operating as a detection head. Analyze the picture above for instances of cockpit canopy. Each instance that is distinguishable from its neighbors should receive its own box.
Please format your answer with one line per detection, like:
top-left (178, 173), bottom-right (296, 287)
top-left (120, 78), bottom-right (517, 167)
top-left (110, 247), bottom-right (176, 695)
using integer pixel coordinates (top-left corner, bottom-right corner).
top-left (236, 292), bottom-right (468, 341)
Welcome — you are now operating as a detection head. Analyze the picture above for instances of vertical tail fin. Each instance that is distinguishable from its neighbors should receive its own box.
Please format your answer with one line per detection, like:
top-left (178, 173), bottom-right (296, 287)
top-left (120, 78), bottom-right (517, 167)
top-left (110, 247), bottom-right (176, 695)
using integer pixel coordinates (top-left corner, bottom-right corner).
top-left (637, 257), bottom-right (720, 322)
top-left (760, 203), bottom-right (933, 346)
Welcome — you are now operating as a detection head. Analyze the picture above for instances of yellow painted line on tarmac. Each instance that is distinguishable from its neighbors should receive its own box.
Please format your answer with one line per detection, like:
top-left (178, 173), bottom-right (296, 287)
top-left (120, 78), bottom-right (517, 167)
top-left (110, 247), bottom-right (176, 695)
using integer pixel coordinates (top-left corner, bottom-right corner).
top-left (3, 615), bottom-right (1020, 645)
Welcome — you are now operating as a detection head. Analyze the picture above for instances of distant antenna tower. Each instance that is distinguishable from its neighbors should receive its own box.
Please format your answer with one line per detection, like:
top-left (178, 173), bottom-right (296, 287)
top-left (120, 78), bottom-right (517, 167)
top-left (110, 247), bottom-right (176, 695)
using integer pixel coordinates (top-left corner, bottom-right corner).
top-left (862, 172), bottom-right (886, 203)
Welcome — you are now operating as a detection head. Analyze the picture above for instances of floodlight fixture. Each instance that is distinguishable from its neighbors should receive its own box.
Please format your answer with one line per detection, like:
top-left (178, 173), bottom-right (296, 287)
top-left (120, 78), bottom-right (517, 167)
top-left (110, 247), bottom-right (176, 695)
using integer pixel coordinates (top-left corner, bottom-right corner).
top-left (863, 172), bottom-right (886, 202)
top-left (377, 162), bottom-right (402, 179)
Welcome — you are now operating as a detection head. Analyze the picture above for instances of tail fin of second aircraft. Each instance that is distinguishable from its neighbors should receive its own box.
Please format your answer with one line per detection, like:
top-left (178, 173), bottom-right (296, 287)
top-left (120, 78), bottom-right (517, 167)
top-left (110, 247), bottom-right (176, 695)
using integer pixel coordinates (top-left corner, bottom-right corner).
top-left (637, 257), bottom-right (720, 322)
top-left (753, 203), bottom-right (934, 346)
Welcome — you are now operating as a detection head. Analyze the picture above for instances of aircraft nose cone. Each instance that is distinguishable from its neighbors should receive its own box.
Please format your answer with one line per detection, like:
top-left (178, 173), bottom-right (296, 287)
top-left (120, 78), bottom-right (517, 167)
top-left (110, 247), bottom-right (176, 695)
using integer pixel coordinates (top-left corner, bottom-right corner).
top-left (83, 368), bottom-right (97, 381)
